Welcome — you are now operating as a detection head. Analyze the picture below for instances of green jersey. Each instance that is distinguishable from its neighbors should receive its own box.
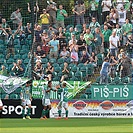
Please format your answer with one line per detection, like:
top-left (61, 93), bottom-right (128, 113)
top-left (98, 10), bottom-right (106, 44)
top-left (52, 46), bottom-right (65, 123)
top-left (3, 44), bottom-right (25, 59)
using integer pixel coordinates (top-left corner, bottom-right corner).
top-left (122, 23), bottom-right (132, 35)
top-left (21, 86), bottom-right (31, 100)
top-left (42, 85), bottom-right (55, 99)
top-left (58, 87), bottom-right (68, 102)
top-left (84, 33), bottom-right (94, 46)
top-left (57, 9), bottom-right (67, 21)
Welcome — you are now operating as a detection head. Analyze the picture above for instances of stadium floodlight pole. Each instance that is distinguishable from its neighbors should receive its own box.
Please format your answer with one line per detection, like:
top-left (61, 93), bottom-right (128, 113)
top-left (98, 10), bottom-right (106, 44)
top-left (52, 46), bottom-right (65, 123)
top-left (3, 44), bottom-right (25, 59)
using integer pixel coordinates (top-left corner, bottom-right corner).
top-left (30, 0), bottom-right (35, 80)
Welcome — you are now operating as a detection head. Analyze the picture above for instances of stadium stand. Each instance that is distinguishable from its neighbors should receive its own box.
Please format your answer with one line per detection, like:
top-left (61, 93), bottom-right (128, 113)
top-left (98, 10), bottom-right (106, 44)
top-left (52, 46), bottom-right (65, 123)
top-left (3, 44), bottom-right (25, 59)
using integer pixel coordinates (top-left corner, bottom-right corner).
top-left (0, 0), bottom-right (133, 100)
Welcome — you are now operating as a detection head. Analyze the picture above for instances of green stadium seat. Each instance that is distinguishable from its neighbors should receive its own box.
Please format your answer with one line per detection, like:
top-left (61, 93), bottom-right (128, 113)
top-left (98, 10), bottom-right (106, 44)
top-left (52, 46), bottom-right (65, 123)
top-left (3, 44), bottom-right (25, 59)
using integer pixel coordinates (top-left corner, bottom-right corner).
top-left (53, 76), bottom-right (60, 81)
top-left (6, 58), bottom-right (15, 65)
top-left (78, 63), bottom-right (84, 68)
top-left (80, 66), bottom-right (87, 80)
top-left (80, 94), bottom-right (87, 99)
top-left (58, 71), bottom-right (62, 78)
top-left (49, 58), bottom-right (56, 64)
top-left (1, 94), bottom-right (8, 99)
top-left (60, 63), bottom-right (64, 69)
top-left (14, 39), bottom-right (19, 45)
top-left (0, 54), bottom-right (4, 59)
top-left (75, 24), bottom-right (83, 33)
top-left (87, 64), bottom-right (94, 76)
top-left (70, 77), bottom-right (78, 81)
top-left (54, 67), bottom-right (61, 73)
top-left (22, 54), bottom-right (28, 60)
top-left (0, 58), bottom-right (4, 65)
top-left (85, 88), bottom-right (91, 99)
top-left (41, 58), bottom-right (48, 64)
top-left (10, 94), bottom-right (19, 99)
top-left (71, 66), bottom-right (78, 73)
top-left (57, 58), bottom-right (64, 65)
top-left (13, 54), bottom-right (21, 60)
top-left (75, 71), bottom-right (81, 80)
top-left (53, 63), bottom-right (60, 68)
top-left (24, 58), bottom-right (30, 64)
top-left (0, 39), bottom-right (4, 44)
top-left (69, 63), bottom-right (76, 69)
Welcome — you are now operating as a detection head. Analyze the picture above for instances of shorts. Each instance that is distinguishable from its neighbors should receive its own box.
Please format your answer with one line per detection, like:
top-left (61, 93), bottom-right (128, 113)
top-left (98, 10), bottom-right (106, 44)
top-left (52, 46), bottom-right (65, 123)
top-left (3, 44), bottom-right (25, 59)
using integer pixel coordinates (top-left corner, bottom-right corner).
top-left (21, 99), bottom-right (31, 106)
top-left (0, 99), bottom-right (3, 106)
top-left (57, 101), bottom-right (68, 109)
top-left (42, 99), bottom-right (51, 106)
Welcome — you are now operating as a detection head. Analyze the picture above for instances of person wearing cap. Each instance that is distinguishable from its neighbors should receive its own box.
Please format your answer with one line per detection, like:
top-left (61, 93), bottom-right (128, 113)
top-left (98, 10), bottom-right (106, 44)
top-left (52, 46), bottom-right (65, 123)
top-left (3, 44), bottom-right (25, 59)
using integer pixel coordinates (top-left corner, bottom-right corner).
top-left (40, 9), bottom-right (50, 30)
top-left (100, 56), bottom-right (117, 84)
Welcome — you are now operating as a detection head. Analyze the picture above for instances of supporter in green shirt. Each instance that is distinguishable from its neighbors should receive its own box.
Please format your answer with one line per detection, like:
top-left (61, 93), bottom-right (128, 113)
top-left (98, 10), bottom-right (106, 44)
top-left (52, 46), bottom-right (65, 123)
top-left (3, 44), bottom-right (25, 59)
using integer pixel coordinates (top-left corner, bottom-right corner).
top-left (0, 65), bottom-right (8, 76)
top-left (84, 28), bottom-right (94, 54)
top-left (122, 18), bottom-right (132, 45)
top-left (56, 5), bottom-right (67, 28)
top-left (102, 24), bottom-right (112, 48)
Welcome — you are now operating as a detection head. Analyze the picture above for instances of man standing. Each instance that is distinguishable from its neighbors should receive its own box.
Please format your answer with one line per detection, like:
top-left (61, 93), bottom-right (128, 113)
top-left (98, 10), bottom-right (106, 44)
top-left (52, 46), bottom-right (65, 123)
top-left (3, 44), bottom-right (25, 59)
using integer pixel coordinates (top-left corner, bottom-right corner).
top-left (11, 59), bottom-right (25, 77)
top-left (100, 57), bottom-right (117, 84)
top-left (20, 81), bottom-right (32, 119)
top-left (46, 0), bottom-right (57, 26)
top-left (56, 5), bottom-right (68, 29)
top-left (10, 7), bottom-right (22, 30)
top-left (40, 9), bottom-right (50, 30)
top-left (40, 81), bottom-right (58, 120)
top-left (56, 82), bottom-right (68, 120)
top-left (72, 1), bottom-right (85, 25)
top-left (49, 34), bottom-right (59, 59)
top-left (109, 31), bottom-right (120, 57)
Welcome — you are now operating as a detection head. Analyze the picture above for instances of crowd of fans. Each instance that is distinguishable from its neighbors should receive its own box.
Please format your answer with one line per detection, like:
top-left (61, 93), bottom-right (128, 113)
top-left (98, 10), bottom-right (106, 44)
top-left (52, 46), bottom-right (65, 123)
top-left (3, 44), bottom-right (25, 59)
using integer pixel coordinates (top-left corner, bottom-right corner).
top-left (0, 0), bottom-right (133, 84)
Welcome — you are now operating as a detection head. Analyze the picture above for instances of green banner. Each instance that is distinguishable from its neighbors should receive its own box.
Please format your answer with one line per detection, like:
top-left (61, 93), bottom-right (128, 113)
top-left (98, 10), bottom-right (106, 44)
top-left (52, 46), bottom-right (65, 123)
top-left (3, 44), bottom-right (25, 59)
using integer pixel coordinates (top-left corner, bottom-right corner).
top-left (32, 80), bottom-right (91, 99)
top-left (91, 84), bottom-right (133, 100)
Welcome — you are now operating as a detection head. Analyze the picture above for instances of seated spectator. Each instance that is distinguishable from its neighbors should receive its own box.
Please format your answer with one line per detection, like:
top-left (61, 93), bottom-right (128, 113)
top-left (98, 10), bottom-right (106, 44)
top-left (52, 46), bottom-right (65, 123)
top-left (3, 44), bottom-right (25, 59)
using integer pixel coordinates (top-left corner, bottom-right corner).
top-left (57, 32), bottom-right (67, 52)
top-left (12, 59), bottom-right (25, 77)
top-left (89, 52), bottom-right (97, 67)
top-left (47, 25), bottom-right (58, 39)
top-left (0, 24), bottom-right (8, 40)
top-left (104, 16), bottom-right (115, 30)
top-left (34, 61), bottom-right (44, 80)
top-left (49, 34), bottom-right (59, 59)
top-left (42, 39), bottom-right (50, 56)
top-left (0, 65), bottom-right (8, 76)
top-left (69, 34), bottom-right (78, 65)
top-left (24, 23), bottom-right (31, 38)
top-left (60, 62), bottom-right (69, 82)
top-left (60, 46), bottom-right (70, 61)
top-left (34, 45), bottom-right (46, 59)
top-left (89, 17), bottom-right (100, 34)
top-left (80, 50), bottom-right (90, 65)
top-left (2, 18), bottom-right (12, 35)
top-left (45, 62), bottom-right (54, 81)
top-left (77, 33), bottom-right (86, 58)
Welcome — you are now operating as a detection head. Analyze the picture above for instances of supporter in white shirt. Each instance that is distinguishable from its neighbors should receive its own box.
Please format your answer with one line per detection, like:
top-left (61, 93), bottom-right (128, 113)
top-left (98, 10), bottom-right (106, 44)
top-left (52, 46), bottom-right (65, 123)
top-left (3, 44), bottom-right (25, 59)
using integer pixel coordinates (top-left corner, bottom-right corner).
top-left (118, 7), bottom-right (127, 26)
top-left (109, 31), bottom-right (120, 56)
top-left (102, 0), bottom-right (112, 22)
